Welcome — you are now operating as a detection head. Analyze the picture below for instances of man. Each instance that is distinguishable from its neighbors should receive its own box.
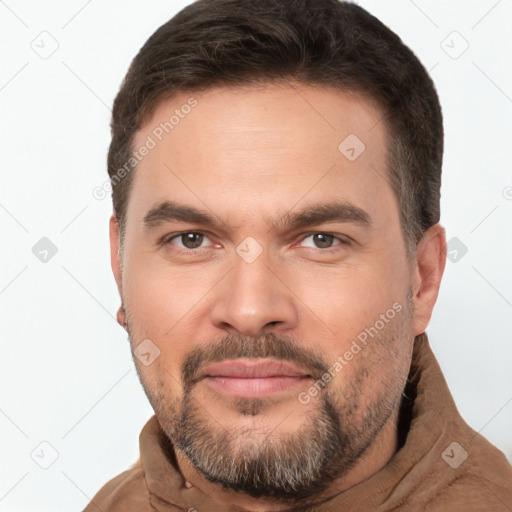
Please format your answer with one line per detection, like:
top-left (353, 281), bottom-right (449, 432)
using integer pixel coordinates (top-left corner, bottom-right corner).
top-left (85, 0), bottom-right (512, 510)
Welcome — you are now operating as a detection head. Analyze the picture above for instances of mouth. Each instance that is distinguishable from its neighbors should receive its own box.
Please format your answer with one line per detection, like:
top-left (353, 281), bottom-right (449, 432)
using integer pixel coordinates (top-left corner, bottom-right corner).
top-left (198, 359), bottom-right (313, 398)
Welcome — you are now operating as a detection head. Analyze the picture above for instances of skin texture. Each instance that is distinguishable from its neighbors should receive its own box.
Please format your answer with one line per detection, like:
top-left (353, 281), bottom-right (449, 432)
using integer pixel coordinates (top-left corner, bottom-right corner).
top-left (110, 83), bottom-right (446, 511)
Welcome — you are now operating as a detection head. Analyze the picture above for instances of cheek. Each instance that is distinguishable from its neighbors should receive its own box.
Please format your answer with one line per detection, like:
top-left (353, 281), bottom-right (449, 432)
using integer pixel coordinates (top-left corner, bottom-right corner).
top-left (123, 250), bottom-right (210, 335)
top-left (128, 306), bottom-right (190, 403)
top-left (122, 261), bottom-right (190, 381)
top-left (285, 255), bottom-right (409, 348)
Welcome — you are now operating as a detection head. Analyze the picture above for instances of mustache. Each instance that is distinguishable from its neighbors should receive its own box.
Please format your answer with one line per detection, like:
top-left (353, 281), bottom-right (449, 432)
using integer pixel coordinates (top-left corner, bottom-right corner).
top-left (181, 332), bottom-right (330, 387)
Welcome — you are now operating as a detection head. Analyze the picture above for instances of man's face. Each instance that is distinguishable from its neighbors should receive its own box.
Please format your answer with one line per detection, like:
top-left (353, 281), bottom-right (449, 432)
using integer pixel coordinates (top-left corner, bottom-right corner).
top-left (112, 83), bottom-right (420, 500)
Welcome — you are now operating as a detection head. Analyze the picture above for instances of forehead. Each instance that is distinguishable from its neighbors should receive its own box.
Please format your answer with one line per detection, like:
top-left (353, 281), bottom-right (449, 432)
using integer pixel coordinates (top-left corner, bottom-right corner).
top-left (128, 83), bottom-right (394, 229)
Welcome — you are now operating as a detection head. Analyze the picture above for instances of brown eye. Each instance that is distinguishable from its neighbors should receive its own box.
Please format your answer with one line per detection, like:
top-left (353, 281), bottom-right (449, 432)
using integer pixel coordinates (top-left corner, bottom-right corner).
top-left (298, 233), bottom-right (345, 250)
top-left (312, 233), bottom-right (335, 248)
top-left (178, 232), bottom-right (204, 249)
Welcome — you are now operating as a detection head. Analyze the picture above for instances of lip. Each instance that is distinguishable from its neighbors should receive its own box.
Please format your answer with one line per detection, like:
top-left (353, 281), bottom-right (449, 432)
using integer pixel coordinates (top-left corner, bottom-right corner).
top-left (201, 359), bottom-right (311, 379)
top-left (198, 359), bottom-right (312, 398)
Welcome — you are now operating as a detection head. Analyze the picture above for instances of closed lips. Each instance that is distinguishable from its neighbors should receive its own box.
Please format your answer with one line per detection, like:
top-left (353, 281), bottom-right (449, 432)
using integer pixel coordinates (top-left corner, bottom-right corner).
top-left (201, 359), bottom-right (311, 379)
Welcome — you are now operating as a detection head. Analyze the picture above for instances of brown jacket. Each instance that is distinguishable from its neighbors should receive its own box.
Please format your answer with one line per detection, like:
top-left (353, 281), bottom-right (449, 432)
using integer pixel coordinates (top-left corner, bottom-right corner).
top-left (84, 334), bottom-right (512, 511)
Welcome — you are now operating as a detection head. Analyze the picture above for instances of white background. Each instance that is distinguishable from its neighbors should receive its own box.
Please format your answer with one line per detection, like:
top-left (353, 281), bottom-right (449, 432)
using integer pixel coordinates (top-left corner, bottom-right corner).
top-left (1, 1), bottom-right (511, 510)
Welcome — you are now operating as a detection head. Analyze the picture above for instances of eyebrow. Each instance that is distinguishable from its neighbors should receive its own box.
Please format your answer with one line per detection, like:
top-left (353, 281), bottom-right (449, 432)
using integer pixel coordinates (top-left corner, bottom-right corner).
top-left (277, 202), bottom-right (371, 230)
top-left (142, 200), bottom-right (372, 232)
top-left (143, 201), bottom-right (217, 230)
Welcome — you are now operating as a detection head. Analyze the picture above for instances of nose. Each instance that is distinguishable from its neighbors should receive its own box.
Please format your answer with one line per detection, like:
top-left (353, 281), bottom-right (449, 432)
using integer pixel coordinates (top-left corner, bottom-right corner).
top-left (209, 253), bottom-right (299, 337)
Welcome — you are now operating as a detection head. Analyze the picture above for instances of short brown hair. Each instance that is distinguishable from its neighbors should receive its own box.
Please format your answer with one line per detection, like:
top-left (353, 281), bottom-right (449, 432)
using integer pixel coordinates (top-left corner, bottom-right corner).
top-left (108, 0), bottom-right (443, 253)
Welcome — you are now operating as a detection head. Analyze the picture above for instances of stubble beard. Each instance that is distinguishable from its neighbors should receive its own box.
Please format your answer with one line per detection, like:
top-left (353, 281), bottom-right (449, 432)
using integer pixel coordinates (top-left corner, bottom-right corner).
top-left (127, 301), bottom-right (413, 504)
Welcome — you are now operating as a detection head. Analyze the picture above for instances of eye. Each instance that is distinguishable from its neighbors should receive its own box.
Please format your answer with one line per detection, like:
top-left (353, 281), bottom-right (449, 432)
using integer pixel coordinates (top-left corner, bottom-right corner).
top-left (298, 233), bottom-right (345, 249)
top-left (167, 232), bottom-right (211, 250)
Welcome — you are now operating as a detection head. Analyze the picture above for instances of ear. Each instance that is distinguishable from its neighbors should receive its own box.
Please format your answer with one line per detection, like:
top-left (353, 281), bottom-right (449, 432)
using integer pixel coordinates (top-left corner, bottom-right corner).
top-left (109, 213), bottom-right (123, 297)
top-left (411, 223), bottom-right (447, 336)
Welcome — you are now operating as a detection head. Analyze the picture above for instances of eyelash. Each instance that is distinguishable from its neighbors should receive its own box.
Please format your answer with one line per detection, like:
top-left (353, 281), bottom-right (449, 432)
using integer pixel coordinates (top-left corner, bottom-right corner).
top-left (297, 232), bottom-right (352, 250)
top-left (161, 231), bottom-right (352, 252)
top-left (162, 232), bottom-right (216, 251)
